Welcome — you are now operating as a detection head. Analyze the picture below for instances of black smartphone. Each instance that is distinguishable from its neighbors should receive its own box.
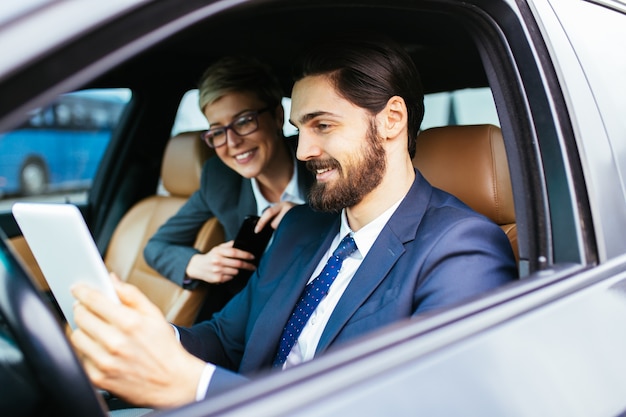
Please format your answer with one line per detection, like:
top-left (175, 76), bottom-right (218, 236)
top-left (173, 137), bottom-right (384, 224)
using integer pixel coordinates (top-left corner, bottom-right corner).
top-left (233, 215), bottom-right (274, 263)
top-left (230, 215), bottom-right (274, 292)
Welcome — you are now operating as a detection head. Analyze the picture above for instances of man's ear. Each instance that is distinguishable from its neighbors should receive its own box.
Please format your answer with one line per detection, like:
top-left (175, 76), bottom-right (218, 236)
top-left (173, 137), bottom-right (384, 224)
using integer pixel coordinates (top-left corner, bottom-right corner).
top-left (377, 96), bottom-right (407, 139)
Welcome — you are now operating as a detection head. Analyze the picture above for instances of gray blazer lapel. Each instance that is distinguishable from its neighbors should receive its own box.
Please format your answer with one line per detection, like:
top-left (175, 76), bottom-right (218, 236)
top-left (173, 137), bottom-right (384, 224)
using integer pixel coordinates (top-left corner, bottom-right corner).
top-left (238, 179), bottom-right (257, 219)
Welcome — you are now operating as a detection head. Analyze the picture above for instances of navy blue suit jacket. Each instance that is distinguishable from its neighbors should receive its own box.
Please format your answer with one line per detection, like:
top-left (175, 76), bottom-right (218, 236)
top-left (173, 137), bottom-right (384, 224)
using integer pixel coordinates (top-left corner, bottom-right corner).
top-left (176, 169), bottom-right (517, 395)
top-left (143, 139), bottom-right (314, 286)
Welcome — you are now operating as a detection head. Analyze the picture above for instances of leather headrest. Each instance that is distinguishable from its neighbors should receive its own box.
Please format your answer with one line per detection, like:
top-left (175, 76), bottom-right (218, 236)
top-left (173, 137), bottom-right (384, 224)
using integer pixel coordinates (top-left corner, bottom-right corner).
top-left (413, 124), bottom-right (515, 225)
top-left (161, 131), bottom-right (214, 197)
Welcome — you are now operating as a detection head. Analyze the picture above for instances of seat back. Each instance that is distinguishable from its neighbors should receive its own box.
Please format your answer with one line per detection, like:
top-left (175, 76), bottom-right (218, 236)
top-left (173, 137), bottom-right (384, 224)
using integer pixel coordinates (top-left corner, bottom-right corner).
top-left (104, 131), bottom-right (225, 326)
top-left (412, 124), bottom-right (518, 262)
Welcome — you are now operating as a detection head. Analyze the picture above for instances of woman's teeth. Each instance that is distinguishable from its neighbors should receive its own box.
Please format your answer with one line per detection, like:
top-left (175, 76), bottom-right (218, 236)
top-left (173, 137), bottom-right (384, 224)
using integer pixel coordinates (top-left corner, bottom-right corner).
top-left (235, 150), bottom-right (253, 161)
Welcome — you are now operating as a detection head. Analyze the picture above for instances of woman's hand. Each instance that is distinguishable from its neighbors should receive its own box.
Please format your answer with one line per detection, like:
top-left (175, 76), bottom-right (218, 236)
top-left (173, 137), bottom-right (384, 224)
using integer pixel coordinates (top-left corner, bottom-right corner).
top-left (187, 202), bottom-right (300, 284)
top-left (185, 240), bottom-right (256, 284)
top-left (255, 201), bottom-right (298, 233)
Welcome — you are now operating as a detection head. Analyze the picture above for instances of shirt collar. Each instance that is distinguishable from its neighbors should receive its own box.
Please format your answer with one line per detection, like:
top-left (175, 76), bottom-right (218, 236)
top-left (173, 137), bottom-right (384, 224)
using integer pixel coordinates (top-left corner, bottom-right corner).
top-left (339, 198), bottom-right (403, 259)
top-left (251, 155), bottom-right (306, 215)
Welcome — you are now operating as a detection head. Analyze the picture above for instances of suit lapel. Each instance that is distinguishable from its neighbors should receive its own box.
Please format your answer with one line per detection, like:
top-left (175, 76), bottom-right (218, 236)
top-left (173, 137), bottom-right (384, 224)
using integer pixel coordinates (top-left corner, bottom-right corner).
top-left (240, 217), bottom-right (340, 372)
top-left (242, 169), bottom-right (433, 367)
top-left (315, 226), bottom-right (404, 353)
top-left (316, 170), bottom-right (432, 353)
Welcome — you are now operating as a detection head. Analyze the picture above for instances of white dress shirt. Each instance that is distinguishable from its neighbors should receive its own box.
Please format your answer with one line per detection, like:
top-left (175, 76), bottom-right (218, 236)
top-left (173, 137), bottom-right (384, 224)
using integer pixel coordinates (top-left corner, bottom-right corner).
top-left (193, 198), bottom-right (403, 400)
top-left (250, 156), bottom-right (306, 215)
top-left (282, 201), bottom-right (400, 368)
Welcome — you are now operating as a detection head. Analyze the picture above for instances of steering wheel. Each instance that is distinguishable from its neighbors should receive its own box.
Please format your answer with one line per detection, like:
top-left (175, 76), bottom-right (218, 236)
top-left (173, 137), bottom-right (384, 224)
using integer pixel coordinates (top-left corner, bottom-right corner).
top-left (0, 232), bottom-right (109, 417)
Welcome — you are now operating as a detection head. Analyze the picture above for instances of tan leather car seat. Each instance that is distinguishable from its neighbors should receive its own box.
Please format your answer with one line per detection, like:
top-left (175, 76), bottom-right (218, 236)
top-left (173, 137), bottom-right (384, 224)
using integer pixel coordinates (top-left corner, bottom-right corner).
top-left (412, 124), bottom-right (518, 262)
top-left (104, 131), bottom-right (225, 326)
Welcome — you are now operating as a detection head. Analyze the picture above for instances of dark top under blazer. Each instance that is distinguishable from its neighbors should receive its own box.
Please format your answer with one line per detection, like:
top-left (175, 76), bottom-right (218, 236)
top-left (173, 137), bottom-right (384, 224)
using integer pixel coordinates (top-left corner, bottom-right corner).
top-left (176, 169), bottom-right (518, 396)
top-left (143, 139), bottom-right (314, 286)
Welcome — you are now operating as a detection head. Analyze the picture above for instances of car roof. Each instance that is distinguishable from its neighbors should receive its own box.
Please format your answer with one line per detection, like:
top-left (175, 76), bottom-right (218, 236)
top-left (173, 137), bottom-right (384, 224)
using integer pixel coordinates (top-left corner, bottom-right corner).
top-left (0, 0), bottom-right (492, 133)
top-left (105, 3), bottom-right (487, 95)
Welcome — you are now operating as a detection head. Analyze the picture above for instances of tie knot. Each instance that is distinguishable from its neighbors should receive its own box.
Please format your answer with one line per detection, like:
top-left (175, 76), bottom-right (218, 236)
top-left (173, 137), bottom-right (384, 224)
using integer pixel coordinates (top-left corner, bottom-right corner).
top-left (333, 234), bottom-right (357, 261)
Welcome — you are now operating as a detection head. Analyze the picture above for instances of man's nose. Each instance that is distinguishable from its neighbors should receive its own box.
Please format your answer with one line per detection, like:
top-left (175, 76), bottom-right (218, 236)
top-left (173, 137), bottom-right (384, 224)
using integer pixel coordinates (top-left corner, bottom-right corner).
top-left (296, 132), bottom-right (322, 161)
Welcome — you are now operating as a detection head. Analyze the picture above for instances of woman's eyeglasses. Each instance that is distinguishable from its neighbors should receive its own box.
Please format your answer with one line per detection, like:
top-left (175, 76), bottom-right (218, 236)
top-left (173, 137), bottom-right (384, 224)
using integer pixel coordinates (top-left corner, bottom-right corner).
top-left (201, 107), bottom-right (269, 148)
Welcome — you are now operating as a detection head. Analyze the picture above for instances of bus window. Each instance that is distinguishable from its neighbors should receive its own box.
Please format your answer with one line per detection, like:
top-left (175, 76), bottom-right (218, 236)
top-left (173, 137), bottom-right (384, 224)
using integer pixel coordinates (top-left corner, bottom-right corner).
top-left (0, 89), bottom-right (131, 207)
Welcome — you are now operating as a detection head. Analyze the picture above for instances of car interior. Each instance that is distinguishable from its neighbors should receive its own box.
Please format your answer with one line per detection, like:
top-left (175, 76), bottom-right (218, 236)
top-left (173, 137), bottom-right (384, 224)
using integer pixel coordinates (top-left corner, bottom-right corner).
top-left (0, 0), bottom-right (577, 415)
top-left (413, 124), bottom-right (518, 262)
top-left (2, 3), bottom-right (537, 322)
top-left (103, 130), bottom-right (223, 326)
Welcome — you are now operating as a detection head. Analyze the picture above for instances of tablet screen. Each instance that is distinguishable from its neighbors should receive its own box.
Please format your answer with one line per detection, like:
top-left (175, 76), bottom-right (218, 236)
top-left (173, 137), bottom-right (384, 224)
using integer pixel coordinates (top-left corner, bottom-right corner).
top-left (12, 202), bottom-right (119, 329)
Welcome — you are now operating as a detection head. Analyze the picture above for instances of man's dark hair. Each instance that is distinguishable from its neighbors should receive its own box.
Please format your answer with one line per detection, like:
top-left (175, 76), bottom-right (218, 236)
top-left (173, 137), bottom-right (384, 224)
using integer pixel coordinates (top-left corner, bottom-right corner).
top-left (293, 34), bottom-right (424, 158)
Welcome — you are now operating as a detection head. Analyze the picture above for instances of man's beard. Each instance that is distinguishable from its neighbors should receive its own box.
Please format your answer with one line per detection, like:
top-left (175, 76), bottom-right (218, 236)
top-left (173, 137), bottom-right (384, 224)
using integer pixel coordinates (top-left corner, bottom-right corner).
top-left (306, 121), bottom-right (386, 212)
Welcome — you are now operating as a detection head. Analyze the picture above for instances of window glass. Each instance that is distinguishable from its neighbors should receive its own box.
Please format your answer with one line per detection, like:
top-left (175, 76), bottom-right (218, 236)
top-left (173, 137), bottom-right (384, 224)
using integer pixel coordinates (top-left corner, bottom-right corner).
top-left (422, 87), bottom-right (499, 130)
top-left (551, 0), bottom-right (626, 206)
top-left (170, 86), bottom-right (497, 156)
top-left (0, 88), bottom-right (132, 210)
top-left (171, 89), bottom-right (299, 138)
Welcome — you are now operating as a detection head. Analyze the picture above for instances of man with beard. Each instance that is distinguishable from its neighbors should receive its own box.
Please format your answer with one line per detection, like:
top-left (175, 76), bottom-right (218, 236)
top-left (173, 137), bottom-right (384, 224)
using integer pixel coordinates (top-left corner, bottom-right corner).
top-left (70, 35), bottom-right (517, 408)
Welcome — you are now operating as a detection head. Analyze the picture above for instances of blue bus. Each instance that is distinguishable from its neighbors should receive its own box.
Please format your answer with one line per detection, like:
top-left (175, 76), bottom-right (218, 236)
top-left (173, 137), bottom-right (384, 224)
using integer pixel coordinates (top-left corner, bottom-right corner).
top-left (0, 89), bottom-right (131, 197)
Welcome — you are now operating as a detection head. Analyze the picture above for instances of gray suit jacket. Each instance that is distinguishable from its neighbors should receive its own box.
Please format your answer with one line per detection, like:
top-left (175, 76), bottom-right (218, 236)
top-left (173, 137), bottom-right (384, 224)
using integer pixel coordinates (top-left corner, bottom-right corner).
top-left (143, 139), bottom-right (313, 286)
top-left (176, 169), bottom-right (518, 396)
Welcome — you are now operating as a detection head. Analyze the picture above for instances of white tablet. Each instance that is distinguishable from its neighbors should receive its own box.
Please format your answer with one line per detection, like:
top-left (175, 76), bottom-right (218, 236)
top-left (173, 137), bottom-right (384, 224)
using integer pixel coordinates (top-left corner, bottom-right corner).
top-left (12, 202), bottom-right (120, 329)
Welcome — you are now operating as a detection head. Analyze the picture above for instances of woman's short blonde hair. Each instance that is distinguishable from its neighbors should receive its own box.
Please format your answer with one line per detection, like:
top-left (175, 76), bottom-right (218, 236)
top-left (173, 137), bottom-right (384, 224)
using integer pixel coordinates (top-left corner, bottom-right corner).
top-left (198, 56), bottom-right (284, 113)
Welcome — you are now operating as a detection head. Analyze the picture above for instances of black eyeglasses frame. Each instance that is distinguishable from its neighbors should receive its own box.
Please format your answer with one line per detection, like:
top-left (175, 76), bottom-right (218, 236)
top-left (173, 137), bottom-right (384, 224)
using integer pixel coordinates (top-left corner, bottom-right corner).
top-left (201, 107), bottom-right (270, 149)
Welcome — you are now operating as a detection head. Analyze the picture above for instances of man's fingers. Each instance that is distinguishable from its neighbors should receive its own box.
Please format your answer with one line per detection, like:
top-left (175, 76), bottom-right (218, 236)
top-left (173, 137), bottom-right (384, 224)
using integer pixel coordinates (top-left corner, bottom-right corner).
top-left (72, 280), bottom-right (163, 330)
top-left (73, 301), bottom-right (109, 341)
top-left (71, 283), bottom-right (118, 321)
top-left (71, 324), bottom-right (107, 362)
top-left (111, 278), bottom-right (162, 316)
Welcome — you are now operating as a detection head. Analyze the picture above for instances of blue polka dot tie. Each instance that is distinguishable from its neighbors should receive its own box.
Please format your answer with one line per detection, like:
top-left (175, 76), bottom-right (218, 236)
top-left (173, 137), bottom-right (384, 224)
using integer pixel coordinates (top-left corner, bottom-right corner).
top-left (273, 234), bottom-right (357, 368)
